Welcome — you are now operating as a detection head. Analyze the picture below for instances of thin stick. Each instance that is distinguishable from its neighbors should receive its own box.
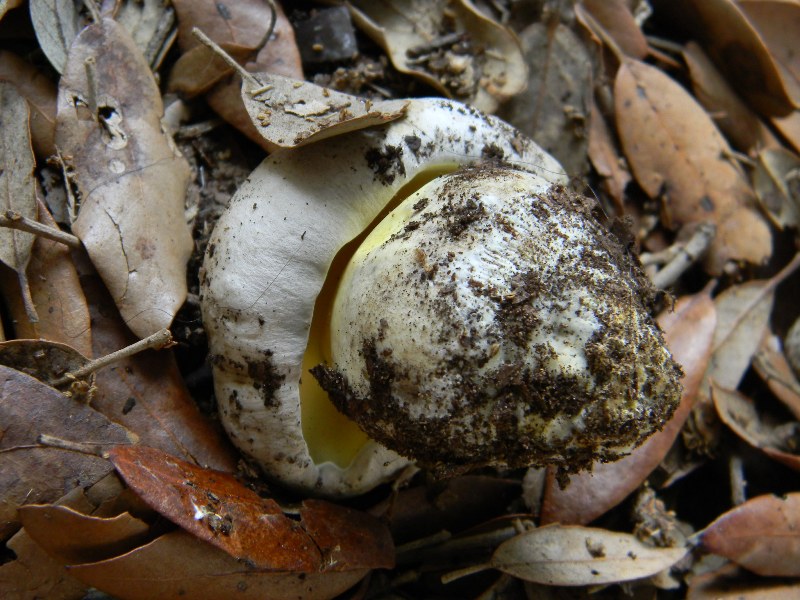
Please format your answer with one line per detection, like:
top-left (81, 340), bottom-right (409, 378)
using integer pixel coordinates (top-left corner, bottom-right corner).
top-left (0, 210), bottom-right (82, 249)
top-left (50, 328), bottom-right (173, 387)
top-left (191, 28), bottom-right (261, 88)
top-left (38, 434), bottom-right (106, 457)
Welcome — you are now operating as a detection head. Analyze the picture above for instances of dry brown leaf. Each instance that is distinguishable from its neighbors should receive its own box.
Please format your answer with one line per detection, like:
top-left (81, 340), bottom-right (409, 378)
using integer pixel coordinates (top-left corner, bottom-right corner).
top-left (0, 51), bottom-right (57, 158)
top-left (587, 98), bottom-right (630, 211)
top-left (99, 0), bottom-right (176, 69)
top-left (711, 382), bottom-right (800, 471)
top-left (489, 524), bottom-right (687, 585)
top-left (700, 492), bottom-right (800, 576)
top-left (615, 58), bottom-right (772, 274)
top-left (29, 0), bottom-right (82, 74)
top-left (56, 18), bottom-right (192, 338)
top-left (579, 0), bottom-right (648, 59)
top-left (0, 339), bottom-right (92, 395)
top-left (682, 41), bottom-right (780, 153)
top-left (67, 529), bottom-right (369, 600)
top-left (498, 21), bottom-right (592, 177)
top-left (0, 0), bottom-right (23, 20)
top-left (108, 445), bottom-right (394, 571)
top-left (0, 82), bottom-right (37, 287)
top-left (773, 109), bottom-right (800, 153)
top-left (751, 147), bottom-right (800, 229)
top-left (18, 505), bottom-right (151, 565)
top-left (0, 201), bottom-right (92, 355)
top-left (241, 72), bottom-right (409, 150)
top-left (753, 333), bottom-right (800, 420)
top-left (688, 562), bottom-right (800, 599)
top-left (651, 0), bottom-right (796, 115)
top-left (79, 267), bottom-right (238, 472)
top-left (541, 288), bottom-right (716, 525)
top-left (171, 0), bottom-right (303, 150)
top-left (167, 42), bottom-right (254, 98)
top-left (349, 0), bottom-right (526, 113)
top-left (0, 364), bottom-right (134, 539)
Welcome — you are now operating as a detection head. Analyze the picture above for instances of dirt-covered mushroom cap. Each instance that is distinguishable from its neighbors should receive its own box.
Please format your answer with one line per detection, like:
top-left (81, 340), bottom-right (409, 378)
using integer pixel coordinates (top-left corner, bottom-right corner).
top-left (200, 97), bottom-right (680, 496)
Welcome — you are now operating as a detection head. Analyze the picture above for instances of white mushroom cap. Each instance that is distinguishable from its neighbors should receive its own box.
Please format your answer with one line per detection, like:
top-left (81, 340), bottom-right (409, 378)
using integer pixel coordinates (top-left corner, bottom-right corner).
top-left (201, 98), bottom-right (566, 496)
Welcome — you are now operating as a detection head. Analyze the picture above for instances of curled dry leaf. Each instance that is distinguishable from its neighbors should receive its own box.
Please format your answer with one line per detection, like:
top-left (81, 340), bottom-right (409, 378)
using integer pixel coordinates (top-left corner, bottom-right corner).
top-left (0, 200), bottom-right (92, 356)
top-left (711, 382), bottom-right (800, 471)
top-left (107, 445), bottom-right (394, 572)
top-left (752, 147), bottom-right (800, 230)
top-left (99, 0), bottom-right (176, 69)
top-left (682, 41), bottom-right (779, 154)
top-left (489, 524), bottom-right (688, 586)
top-left (171, 0), bottom-right (303, 150)
top-left (18, 505), bottom-right (151, 565)
top-left (700, 492), bottom-right (800, 576)
top-left (753, 333), bottom-right (800, 421)
top-left (0, 51), bottom-right (57, 158)
top-left (348, 0), bottom-right (527, 113)
top-left (78, 268), bottom-right (238, 472)
top-left (651, 0), bottom-right (796, 116)
top-left (615, 58), bottom-right (772, 274)
top-left (498, 21), bottom-right (592, 177)
top-left (56, 18), bottom-right (192, 338)
top-left (66, 529), bottom-right (369, 600)
top-left (0, 365), bottom-right (134, 539)
top-left (587, 98), bottom-right (630, 210)
top-left (541, 288), bottom-right (716, 525)
top-left (241, 72), bottom-right (409, 151)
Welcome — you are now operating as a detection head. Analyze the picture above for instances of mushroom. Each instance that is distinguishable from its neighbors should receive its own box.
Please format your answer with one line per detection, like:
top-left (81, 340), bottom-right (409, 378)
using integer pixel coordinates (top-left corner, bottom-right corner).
top-left (200, 98), bottom-right (682, 496)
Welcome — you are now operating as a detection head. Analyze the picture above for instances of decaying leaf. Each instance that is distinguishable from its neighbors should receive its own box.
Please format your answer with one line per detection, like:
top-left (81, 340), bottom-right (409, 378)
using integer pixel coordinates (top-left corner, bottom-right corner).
top-left (0, 51), bottom-right (57, 158)
top-left (0, 339), bottom-right (93, 396)
top-left (753, 333), bottom-right (800, 421)
top-left (56, 18), bottom-right (192, 338)
top-left (29, 0), bottom-right (82, 74)
top-left (348, 0), bottom-right (527, 113)
top-left (615, 58), bottom-right (772, 274)
top-left (711, 383), bottom-right (800, 471)
top-left (752, 147), bottom-right (800, 229)
top-left (587, 98), bottom-right (630, 210)
top-left (541, 288), bottom-right (716, 525)
top-left (0, 364), bottom-right (134, 539)
top-left (687, 562), bottom-right (800, 599)
top-left (498, 21), bottom-right (592, 177)
top-left (241, 72), bottom-right (409, 150)
top-left (99, 0), bottom-right (176, 69)
top-left (578, 0), bottom-right (649, 59)
top-left (700, 493), bottom-right (800, 576)
top-left (0, 81), bottom-right (37, 302)
top-left (489, 524), bottom-right (687, 586)
top-left (774, 109), bottom-right (800, 154)
top-left (682, 41), bottom-right (779, 153)
top-left (108, 445), bottom-right (394, 571)
top-left (79, 268), bottom-right (238, 472)
top-left (171, 0), bottom-right (304, 150)
top-left (66, 529), bottom-right (369, 600)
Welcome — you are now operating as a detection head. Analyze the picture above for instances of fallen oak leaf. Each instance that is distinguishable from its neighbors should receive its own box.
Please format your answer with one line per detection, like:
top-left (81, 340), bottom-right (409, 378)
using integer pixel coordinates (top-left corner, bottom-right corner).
top-left (107, 445), bottom-right (394, 572)
top-left (56, 18), bottom-right (192, 339)
top-left (699, 492), bottom-right (800, 577)
top-left (753, 333), bottom-right (800, 421)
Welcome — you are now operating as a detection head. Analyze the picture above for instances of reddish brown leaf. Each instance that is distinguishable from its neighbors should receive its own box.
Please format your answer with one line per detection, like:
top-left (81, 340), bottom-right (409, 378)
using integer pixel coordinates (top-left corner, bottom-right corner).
top-left (107, 445), bottom-right (394, 572)
top-left (0, 365), bottom-right (133, 539)
top-left (541, 288), bottom-right (716, 524)
top-left (66, 530), bottom-right (368, 600)
top-left (580, 0), bottom-right (648, 59)
top-left (0, 50), bottom-right (56, 158)
top-left (587, 98), bottom-right (630, 212)
top-left (688, 562), bottom-right (800, 599)
top-left (753, 333), bottom-right (800, 421)
top-left (79, 266), bottom-right (238, 472)
top-left (18, 505), bottom-right (150, 565)
top-left (615, 58), bottom-right (772, 273)
top-left (700, 493), bottom-right (800, 576)
top-left (171, 0), bottom-right (303, 150)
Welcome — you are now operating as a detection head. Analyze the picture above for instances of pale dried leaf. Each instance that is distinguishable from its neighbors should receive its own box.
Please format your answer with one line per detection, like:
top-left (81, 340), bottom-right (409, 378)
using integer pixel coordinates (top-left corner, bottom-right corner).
top-left (349, 0), bottom-right (527, 112)
top-left (0, 82), bottom-right (37, 276)
top-left (56, 18), bottom-right (192, 338)
top-left (491, 524), bottom-right (687, 585)
top-left (29, 0), bottom-right (81, 74)
top-left (700, 492), bottom-right (800, 576)
top-left (498, 22), bottom-right (592, 177)
top-left (242, 74), bottom-right (408, 150)
top-left (66, 530), bottom-right (368, 600)
top-left (682, 41), bottom-right (779, 153)
top-left (711, 383), bottom-right (800, 471)
top-left (99, 0), bottom-right (175, 68)
top-left (615, 58), bottom-right (772, 274)
top-left (752, 147), bottom-right (800, 229)
top-left (753, 333), bottom-right (800, 420)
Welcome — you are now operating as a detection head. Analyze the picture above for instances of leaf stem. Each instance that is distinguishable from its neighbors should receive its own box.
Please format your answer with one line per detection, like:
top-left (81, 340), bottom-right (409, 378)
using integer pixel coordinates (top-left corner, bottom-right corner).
top-left (191, 28), bottom-right (260, 88)
top-left (0, 210), bottom-right (82, 249)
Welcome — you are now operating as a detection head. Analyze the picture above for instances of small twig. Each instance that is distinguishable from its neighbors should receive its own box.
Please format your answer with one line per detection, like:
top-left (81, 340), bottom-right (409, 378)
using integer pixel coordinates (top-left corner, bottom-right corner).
top-left (37, 433), bottom-right (106, 457)
top-left (191, 28), bottom-right (261, 88)
top-left (441, 562), bottom-right (491, 585)
top-left (648, 222), bottom-right (716, 289)
top-left (0, 210), bottom-right (82, 249)
top-left (50, 328), bottom-right (173, 387)
top-left (82, 0), bottom-right (101, 23)
top-left (729, 454), bottom-right (747, 506)
top-left (260, 0), bottom-right (278, 53)
top-left (84, 56), bottom-right (98, 114)
top-left (17, 269), bottom-right (39, 324)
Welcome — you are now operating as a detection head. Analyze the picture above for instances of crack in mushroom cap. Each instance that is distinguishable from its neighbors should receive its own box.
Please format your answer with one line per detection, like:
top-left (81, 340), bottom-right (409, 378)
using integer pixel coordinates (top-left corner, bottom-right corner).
top-left (312, 168), bottom-right (683, 476)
